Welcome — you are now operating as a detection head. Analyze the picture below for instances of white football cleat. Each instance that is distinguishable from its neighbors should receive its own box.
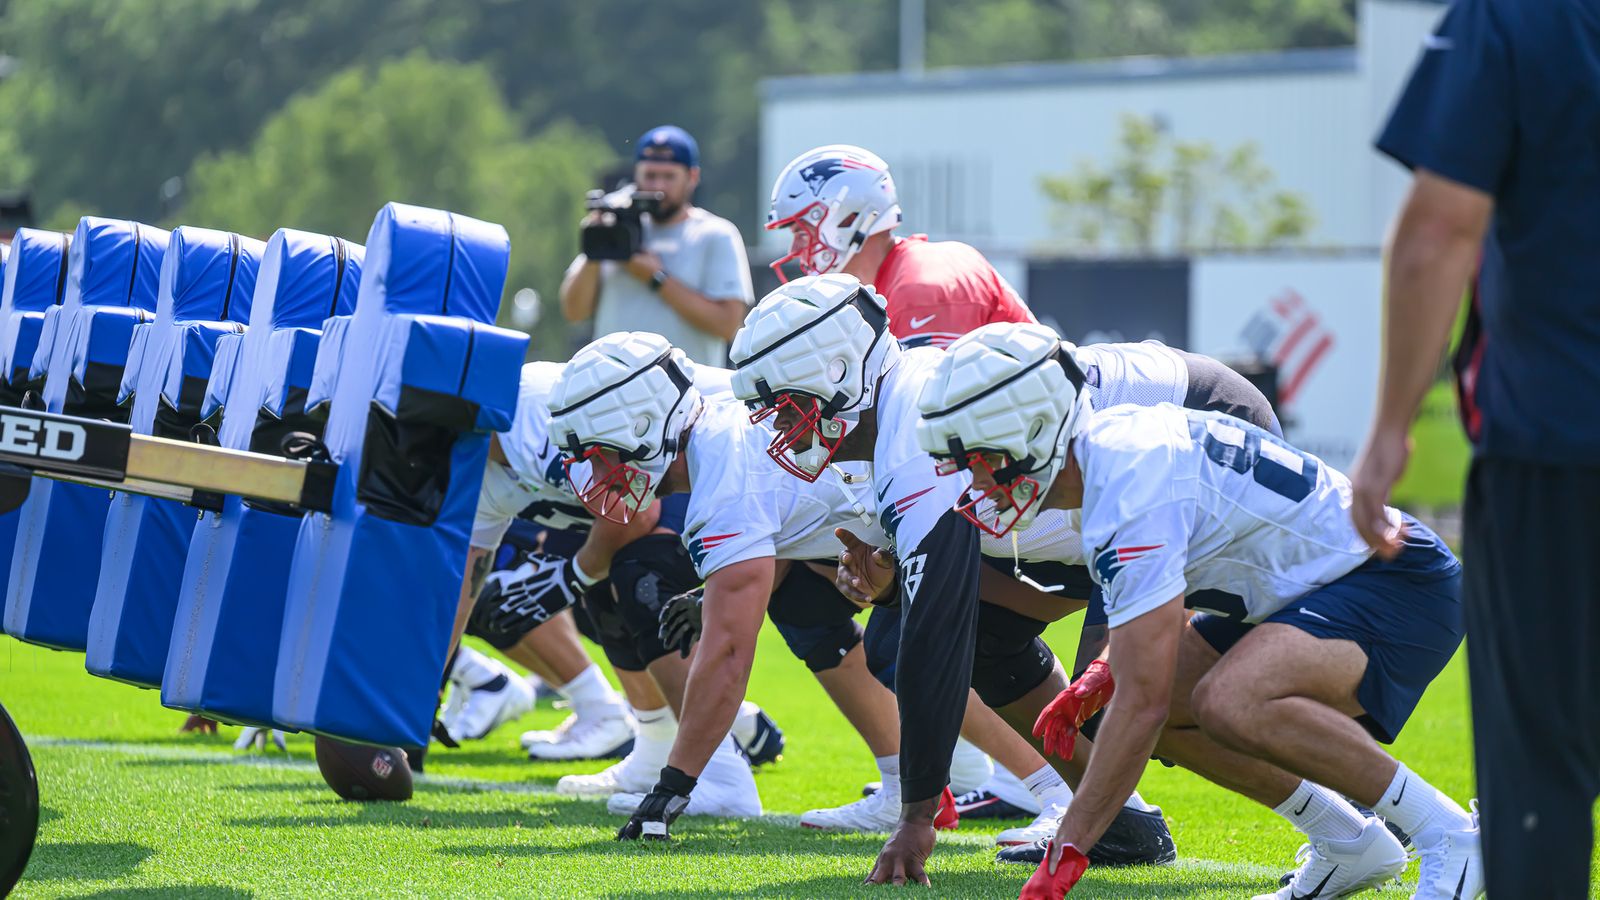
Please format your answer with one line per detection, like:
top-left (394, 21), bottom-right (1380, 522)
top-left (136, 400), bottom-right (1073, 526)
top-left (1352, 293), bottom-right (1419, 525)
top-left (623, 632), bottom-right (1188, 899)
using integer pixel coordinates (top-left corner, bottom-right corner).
top-left (995, 799), bottom-right (1067, 846)
top-left (1253, 817), bottom-right (1408, 900)
top-left (1409, 802), bottom-right (1484, 900)
top-left (801, 786), bottom-right (900, 832)
top-left (606, 736), bottom-right (761, 818)
top-left (524, 709), bottom-right (635, 761)
top-left (442, 668), bottom-right (535, 744)
top-left (556, 736), bottom-right (669, 798)
top-left (948, 738), bottom-right (995, 796)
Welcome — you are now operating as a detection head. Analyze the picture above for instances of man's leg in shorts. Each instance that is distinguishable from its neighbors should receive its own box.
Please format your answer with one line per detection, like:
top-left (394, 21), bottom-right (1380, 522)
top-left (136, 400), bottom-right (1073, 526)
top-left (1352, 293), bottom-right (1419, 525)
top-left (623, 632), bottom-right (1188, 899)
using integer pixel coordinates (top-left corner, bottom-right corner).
top-left (1465, 459), bottom-right (1600, 899)
top-left (769, 562), bottom-right (899, 757)
top-left (1189, 531), bottom-right (1476, 857)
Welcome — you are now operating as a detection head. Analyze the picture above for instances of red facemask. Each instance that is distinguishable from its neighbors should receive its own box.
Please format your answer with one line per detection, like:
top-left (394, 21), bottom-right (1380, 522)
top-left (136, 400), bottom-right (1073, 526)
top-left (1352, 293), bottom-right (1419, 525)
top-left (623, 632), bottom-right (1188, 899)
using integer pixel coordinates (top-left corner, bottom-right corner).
top-left (766, 203), bottom-right (838, 284)
top-left (749, 392), bottom-right (846, 482)
top-left (564, 447), bottom-right (654, 525)
top-left (936, 451), bottom-right (1041, 538)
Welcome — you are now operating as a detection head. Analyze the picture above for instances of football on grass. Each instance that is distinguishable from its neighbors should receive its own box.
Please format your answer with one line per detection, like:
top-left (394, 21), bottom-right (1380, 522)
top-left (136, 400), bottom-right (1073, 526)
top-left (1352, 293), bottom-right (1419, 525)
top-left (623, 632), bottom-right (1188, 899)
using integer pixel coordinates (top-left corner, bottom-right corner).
top-left (314, 736), bottom-right (414, 802)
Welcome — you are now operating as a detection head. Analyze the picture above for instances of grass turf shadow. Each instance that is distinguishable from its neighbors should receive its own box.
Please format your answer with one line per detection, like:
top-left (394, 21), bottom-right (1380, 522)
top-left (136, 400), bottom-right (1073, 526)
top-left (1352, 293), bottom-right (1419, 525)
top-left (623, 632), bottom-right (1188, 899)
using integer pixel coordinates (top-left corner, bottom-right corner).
top-left (70, 888), bottom-right (252, 899)
top-left (223, 795), bottom-right (612, 831)
top-left (590, 868), bottom-right (1266, 899)
top-left (20, 841), bottom-right (154, 881)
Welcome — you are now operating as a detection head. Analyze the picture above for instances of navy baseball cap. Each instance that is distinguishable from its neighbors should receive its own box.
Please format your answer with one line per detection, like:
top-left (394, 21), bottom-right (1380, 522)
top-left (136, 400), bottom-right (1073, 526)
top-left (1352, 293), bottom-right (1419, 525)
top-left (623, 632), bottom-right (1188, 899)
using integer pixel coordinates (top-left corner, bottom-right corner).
top-left (635, 125), bottom-right (699, 169)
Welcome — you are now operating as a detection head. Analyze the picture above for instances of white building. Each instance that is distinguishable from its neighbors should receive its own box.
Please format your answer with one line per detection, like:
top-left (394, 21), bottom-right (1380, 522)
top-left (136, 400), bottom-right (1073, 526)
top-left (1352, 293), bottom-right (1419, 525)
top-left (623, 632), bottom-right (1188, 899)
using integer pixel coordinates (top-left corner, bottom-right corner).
top-left (757, 0), bottom-right (1452, 472)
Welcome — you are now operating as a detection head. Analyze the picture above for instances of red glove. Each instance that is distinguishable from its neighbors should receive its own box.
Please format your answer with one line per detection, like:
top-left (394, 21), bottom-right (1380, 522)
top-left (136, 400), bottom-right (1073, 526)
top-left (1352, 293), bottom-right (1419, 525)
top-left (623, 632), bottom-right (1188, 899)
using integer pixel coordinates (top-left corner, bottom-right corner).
top-left (1033, 660), bottom-right (1114, 760)
top-left (1019, 842), bottom-right (1088, 899)
top-left (933, 785), bottom-right (960, 830)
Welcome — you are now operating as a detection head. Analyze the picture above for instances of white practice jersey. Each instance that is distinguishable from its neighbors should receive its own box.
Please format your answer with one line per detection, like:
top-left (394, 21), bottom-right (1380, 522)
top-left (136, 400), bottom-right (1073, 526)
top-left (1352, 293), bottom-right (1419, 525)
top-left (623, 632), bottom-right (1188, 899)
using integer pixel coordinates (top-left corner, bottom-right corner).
top-left (870, 341), bottom-right (1191, 566)
top-left (473, 362), bottom-right (738, 550)
top-left (1076, 404), bottom-right (1396, 629)
top-left (682, 397), bottom-right (886, 578)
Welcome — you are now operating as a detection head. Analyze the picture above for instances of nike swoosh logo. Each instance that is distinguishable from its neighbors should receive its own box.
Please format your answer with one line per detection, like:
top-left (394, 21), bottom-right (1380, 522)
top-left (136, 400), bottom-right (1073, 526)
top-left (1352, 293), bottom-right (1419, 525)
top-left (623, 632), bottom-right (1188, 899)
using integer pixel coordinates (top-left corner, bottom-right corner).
top-left (1293, 865), bottom-right (1338, 899)
top-left (877, 477), bottom-right (893, 503)
top-left (1299, 607), bottom-right (1331, 623)
top-left (909, 314), bottom-right (936, 329)
top-left (1391, 777), bottom-right (1407, 805)
top-left (1422, 34), bottom-right (1453, 50)
top-left (786, 191), bottom-right (804, 198)
top-left (1293, 795), bottom-right (1312, 816)
top-left (1453, 863), bottom-right (1468, 900)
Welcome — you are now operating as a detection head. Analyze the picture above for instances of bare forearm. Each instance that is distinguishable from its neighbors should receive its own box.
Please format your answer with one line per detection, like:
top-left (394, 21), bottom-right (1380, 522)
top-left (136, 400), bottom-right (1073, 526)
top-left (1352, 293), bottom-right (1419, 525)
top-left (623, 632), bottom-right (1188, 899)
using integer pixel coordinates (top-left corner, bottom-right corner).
top-left (1058, 697), bottom-right (1166, 849)
top-left (665, 636), bottom-right (753, 777)
top-left (1376, 172), bottom-right (1491, 430)
top-left (657, 277), bottom-right (743, 342)
top-left (560, 260), bottom-right (601, 322)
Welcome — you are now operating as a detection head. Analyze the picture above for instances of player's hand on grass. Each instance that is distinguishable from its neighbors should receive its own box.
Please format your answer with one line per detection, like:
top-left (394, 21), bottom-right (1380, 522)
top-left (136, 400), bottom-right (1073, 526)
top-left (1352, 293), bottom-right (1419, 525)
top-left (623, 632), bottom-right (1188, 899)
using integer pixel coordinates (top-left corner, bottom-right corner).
top-left (179, 714), bottom-right (218, 735)
top-left (658, 587), bottom-right (704, 658)
top-left (616, 766), bottom-right (696, 841)
top-left (1349, 425), bottom-right (1410, 560)
top-left (1018, 841), bottom-right (1088, 899)
top-left (864, 813), bottom-right (936, 886)
top-left (834, 528), bottom-right (897, 606)
top-left (233, 726), bottom-right (288, 752)
top-left (1033, 660), bottom-right (1115, 761)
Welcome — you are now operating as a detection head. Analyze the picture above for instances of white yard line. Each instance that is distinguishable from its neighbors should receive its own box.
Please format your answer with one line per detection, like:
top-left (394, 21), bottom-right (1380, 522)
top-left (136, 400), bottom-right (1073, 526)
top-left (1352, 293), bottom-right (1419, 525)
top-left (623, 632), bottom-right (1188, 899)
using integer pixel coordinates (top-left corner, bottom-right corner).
top-left (30, 736), bottom-right (1295, 878)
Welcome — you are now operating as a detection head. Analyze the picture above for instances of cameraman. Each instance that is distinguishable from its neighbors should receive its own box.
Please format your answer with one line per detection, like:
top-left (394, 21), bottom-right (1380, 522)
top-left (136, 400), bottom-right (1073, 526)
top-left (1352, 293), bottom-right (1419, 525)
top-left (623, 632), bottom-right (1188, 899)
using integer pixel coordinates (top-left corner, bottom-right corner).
top-left (560, 125), bottom-right (753, 364)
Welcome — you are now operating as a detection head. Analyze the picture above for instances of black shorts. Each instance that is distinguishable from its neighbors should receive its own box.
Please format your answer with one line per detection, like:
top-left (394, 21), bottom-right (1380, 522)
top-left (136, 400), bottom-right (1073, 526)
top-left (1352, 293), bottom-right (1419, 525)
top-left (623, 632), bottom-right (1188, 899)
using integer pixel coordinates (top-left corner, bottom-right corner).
top-left (1178, 350), bottom-right (1282, 436)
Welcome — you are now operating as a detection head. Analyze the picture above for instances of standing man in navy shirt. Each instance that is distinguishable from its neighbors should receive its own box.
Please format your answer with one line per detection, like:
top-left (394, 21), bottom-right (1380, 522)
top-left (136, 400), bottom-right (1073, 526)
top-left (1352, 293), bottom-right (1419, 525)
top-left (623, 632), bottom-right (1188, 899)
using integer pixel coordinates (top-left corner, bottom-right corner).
top-left (1353, 1), bottom-right (1600, 896)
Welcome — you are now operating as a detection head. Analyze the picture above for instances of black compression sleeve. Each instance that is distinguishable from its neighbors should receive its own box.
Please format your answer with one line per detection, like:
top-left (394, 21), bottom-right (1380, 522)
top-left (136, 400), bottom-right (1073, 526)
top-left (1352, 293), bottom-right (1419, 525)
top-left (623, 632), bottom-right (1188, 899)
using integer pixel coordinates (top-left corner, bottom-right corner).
top-left (895, 508), bottom-right (983, 803)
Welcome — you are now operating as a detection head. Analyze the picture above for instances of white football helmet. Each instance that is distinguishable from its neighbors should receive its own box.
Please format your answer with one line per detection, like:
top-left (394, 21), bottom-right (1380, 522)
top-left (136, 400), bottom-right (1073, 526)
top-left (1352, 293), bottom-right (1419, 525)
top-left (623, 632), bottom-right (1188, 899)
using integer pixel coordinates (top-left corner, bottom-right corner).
top-left (915, 323), bottom-right (1093, 536)
top-left (767, 144), bottom-right (901, 282)
top-left (548, 332), bottom-right (700, 524)
top-left (730, 274), bottom-right (896, 481)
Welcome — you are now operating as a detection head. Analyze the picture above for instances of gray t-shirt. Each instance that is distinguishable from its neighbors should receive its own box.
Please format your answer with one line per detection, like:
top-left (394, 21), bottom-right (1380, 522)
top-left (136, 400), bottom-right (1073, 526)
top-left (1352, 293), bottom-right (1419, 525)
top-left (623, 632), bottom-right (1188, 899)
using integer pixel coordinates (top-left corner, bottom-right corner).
top-left (569, 206), bottom-right (753, 365)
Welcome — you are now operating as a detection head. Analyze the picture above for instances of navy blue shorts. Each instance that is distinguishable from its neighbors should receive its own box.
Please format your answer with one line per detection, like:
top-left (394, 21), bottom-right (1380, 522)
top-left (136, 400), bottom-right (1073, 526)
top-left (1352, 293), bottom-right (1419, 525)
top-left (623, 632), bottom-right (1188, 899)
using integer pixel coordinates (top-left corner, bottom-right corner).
top-left (1192, 513), bottom-right (1463, 743)
top-left (658, 492), bottom-right (690, 534)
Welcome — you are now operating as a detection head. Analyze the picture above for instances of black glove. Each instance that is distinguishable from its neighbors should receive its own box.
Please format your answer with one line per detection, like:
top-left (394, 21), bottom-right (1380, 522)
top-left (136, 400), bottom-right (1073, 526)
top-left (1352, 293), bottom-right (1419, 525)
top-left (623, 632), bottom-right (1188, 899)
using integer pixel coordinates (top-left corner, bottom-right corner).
top-left (658, 587), bottom-right (704, 658)
top-left (476, 554), bottom-right (590, 637)
top-left (616, 766), bottom-right (697, 841)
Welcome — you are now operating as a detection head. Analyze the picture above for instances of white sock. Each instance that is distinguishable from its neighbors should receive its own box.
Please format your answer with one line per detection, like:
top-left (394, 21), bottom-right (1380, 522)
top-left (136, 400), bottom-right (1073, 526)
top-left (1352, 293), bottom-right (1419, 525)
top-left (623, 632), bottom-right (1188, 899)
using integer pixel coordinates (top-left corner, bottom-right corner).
top-left (1122, 790), bottom-right (1157, 813)
top-left (1274, 780), bottom-right (1366, 842)
top-left (875, 754), bottom-right (902, 797)
top-left (632, 704), bottom-right (678, 745)
top-left (1379, 763), bottom-right (1471, 847)
top-left (1022, 764), bottom-right (1074, 808)
top-left (730, 700), bottom-right (760, 747)
top-left (558, 664), bottom-right (624, 717)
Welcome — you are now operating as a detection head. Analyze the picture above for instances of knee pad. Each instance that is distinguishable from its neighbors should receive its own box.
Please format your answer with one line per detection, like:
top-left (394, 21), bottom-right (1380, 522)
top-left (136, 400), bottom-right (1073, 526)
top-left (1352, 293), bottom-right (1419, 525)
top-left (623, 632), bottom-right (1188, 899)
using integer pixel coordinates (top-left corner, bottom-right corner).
top-left (970, 601), bottom-right (1055, 708)
top-left (862, 605), bottom-right (902, 690)
top-left (768, 563), bottom-right (864, 672)
top-left (609, 533), bottom-right (700, 667)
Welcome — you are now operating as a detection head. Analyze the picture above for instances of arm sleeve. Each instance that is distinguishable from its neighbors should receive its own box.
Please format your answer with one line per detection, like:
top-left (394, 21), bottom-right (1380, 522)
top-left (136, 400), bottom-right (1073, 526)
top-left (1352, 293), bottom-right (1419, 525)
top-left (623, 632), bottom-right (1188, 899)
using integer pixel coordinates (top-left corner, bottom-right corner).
top-left (896, 507), bottom-right (984, 803)
top-left (1375, 0), bottom-right (1514, 194)
top-left (699, 223), bottom-right (754, 303)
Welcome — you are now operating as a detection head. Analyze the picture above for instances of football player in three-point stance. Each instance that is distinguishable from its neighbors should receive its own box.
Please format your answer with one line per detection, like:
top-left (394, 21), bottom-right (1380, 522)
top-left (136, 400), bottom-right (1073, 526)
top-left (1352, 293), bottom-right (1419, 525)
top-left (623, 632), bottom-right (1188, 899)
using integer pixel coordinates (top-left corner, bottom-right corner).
top-left (915, 323), bottom-right (1483, 900)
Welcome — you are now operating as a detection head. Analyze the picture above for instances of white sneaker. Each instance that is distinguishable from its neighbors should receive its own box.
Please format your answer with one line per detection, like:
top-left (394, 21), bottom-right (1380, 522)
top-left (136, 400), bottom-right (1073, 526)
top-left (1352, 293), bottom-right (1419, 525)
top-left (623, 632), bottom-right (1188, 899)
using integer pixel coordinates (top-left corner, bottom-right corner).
top-left (556, 743), bottom-right (666, 797)
top-left (1252, 817), bottom-right (1408, 900)
top-left (524, 709), bottom-right (635, 761)
top-left (996, 800), bottom-right (1067, 846)
top-left (801, 787), bottom-right (900, 832)
top-left (606, 737), bottom-right (761, 818)
top-left (949, 738), bottom-right (995, 796)
top-left (1410, 802), bottom-right (1484, 900)
top-left (442, 666), bottom-right (535, 743)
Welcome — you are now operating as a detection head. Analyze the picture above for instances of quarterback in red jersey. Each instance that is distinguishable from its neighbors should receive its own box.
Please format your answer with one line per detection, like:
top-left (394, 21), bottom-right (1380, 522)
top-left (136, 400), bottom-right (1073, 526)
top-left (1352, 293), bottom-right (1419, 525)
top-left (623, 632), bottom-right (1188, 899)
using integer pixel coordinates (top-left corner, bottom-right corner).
top-left (766, 144), bottom-right (1035, 346)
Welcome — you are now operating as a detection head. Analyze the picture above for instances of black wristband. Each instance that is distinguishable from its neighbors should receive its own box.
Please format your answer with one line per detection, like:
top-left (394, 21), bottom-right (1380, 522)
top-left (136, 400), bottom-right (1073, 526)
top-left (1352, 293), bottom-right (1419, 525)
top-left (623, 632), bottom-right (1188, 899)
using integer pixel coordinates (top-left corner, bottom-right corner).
top-left (656, 764), bottom-right (698, 797)
top-left (649, 269), bottom-right (669, 293)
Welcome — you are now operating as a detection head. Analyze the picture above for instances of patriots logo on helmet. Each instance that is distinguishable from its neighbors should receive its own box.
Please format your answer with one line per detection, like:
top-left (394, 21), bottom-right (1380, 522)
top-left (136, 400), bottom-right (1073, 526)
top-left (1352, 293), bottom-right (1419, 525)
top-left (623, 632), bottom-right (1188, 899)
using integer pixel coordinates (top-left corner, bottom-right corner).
top-left (1093, 543), bottom-right (1164, 584)
top-left (797, 157), bottom-right (879, 196)
top-left (688, 531), bottom-right (741, 567)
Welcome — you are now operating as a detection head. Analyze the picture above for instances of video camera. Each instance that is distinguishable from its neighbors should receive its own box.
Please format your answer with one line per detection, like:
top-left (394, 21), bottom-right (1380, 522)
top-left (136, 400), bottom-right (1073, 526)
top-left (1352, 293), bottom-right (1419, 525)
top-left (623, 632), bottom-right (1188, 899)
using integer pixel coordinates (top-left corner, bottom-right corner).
top-left (581, 184), bottom-right (665, 261)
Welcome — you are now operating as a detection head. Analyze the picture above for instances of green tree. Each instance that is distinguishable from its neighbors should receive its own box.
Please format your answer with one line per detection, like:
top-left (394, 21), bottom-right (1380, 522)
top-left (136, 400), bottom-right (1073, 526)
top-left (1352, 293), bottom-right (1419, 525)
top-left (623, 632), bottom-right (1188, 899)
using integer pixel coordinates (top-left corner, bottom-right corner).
top-left (182, 54), bottom-right (611, 358)
top-left (1039, 114), bottom-right (1314, 254)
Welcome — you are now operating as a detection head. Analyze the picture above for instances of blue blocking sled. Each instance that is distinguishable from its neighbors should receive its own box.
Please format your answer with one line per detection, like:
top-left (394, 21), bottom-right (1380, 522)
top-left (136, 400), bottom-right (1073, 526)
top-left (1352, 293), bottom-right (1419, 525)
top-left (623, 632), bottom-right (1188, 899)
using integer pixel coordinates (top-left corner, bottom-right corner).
top-left (85, 227), bottom-right (263, 688)
top-left (0, 230), bottom-right (71, 614)
top-left (274, 203), bottom-right (526, 747)
top-left (162, 230), bottom-right (361, 725)
top-left (3, 218), bottom-right (168, 650)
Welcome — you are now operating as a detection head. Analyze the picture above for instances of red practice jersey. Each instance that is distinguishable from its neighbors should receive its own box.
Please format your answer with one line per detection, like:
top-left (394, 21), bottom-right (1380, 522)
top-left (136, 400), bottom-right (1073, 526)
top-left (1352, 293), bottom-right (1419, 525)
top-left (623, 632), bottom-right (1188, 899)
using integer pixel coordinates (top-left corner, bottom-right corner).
top-left (871, 234), bottom-right (1037, 348)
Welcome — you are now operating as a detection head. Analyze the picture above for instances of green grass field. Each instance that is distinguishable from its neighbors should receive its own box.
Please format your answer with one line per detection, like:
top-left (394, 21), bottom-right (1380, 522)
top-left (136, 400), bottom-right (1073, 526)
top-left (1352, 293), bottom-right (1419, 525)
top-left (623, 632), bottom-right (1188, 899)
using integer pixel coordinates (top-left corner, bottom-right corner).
top-left (4, 616), bottom-right (1481, 899)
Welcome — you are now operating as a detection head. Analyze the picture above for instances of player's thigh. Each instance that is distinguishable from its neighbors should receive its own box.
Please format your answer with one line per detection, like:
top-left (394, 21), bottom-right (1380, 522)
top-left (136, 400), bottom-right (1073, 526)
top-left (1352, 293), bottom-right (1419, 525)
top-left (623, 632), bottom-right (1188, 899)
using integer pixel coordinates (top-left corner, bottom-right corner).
top-left (1168, 616), bottom-right (1225, 728)
top-left (1201, 622), bottom-right (1369, 720)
